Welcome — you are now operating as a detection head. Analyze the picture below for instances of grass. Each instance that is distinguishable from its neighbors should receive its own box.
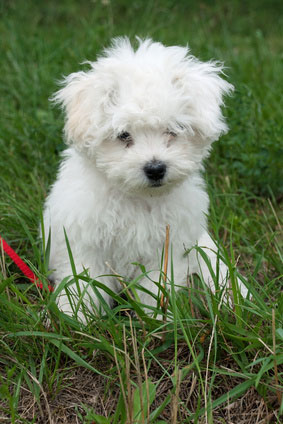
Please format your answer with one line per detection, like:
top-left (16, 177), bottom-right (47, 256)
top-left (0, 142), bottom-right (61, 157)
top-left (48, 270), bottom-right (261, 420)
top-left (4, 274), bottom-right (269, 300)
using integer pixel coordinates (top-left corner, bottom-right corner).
top-left (0, 0), bottom-right (282, 422)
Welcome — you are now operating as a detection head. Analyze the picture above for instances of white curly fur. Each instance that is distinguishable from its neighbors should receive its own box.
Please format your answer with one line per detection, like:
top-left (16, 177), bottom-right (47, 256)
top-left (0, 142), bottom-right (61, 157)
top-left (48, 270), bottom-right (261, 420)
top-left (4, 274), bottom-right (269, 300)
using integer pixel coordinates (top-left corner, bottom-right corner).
top-left (43, 38), bottom-right (247, 318)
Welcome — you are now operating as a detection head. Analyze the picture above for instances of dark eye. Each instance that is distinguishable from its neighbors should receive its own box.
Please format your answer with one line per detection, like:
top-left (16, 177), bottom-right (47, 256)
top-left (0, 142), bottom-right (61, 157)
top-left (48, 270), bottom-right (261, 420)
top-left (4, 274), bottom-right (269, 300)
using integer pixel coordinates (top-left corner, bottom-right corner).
top-left (166, 130), bottom-right (177, 137)
top-left (117, 131), bottom-right (133, 147)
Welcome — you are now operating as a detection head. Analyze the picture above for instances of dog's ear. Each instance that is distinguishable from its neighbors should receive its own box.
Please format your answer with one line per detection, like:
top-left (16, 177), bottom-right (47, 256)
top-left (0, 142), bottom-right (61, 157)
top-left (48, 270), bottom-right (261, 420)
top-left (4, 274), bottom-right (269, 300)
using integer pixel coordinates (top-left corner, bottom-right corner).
top-left (172, 59), bottom-right (234, 144)
top-left (51, 69), bottom-right (115, 150)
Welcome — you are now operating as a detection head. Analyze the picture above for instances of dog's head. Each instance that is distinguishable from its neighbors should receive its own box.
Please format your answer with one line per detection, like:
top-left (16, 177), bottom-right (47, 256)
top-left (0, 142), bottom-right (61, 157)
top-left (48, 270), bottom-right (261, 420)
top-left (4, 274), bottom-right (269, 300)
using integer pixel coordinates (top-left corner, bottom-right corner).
top-left (52, 38), bottom-right (233, 194)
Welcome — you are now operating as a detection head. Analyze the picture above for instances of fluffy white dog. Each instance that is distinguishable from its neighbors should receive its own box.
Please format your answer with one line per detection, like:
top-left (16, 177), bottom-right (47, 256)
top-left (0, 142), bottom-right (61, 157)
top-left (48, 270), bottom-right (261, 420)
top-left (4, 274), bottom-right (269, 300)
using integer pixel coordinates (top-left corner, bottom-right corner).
top-left (43, 37), bottom-right (246, 318)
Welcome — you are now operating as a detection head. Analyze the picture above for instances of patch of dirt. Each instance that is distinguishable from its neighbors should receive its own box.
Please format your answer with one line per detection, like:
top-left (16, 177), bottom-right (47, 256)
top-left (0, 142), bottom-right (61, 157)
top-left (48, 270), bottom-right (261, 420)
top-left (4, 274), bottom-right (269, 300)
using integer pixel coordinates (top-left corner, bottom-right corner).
top-left (0, 345), bottom-right (280, 423)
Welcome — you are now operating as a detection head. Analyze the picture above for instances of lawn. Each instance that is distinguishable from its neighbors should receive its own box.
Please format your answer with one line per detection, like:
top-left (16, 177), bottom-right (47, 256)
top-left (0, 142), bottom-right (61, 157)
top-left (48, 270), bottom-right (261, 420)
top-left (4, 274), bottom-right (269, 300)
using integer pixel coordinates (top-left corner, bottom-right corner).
top-left (0, 0), bottom-right (282, 422)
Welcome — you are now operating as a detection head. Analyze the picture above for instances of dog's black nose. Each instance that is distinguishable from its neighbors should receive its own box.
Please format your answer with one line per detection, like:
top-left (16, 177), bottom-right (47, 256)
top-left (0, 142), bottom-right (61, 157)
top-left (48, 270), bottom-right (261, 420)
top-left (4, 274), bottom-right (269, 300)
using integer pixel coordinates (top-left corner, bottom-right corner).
top-left (143, 160), bottom-right (167, 182)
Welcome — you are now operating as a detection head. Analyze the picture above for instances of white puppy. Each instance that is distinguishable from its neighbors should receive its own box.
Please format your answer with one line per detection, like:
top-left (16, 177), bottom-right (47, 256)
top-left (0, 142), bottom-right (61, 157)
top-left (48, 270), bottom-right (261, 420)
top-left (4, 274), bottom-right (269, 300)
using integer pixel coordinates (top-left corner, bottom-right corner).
top-left (43, 38), bottom-right (246, 317)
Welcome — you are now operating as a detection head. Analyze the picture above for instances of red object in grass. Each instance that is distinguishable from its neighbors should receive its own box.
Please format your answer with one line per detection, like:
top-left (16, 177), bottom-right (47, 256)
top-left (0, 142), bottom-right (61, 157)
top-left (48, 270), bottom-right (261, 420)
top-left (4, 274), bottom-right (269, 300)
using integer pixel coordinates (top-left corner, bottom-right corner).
top-left (0, 235), bottom-right (53, 292)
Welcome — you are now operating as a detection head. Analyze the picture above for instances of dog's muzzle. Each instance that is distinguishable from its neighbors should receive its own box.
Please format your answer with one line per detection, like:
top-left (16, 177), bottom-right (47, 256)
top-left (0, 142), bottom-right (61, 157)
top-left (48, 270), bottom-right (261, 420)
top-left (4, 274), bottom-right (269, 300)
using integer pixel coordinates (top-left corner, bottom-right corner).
top-left (143, 160), bottom-right (167, 187)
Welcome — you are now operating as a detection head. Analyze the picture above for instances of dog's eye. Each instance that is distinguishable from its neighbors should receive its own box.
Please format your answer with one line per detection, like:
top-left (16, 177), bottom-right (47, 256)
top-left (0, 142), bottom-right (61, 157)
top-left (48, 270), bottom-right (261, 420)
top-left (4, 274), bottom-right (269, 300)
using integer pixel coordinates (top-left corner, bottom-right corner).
top-left (117, 132), bottom-right (133, 147)
top-left (165, 130), bottom-right (177, 138)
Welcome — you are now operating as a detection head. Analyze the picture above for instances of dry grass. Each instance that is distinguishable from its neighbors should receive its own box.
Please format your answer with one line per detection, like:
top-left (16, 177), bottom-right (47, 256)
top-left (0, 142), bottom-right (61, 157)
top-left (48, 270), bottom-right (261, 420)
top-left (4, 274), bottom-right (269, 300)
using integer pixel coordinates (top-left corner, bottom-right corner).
top-left (1, 349), bottom-right (281, 423)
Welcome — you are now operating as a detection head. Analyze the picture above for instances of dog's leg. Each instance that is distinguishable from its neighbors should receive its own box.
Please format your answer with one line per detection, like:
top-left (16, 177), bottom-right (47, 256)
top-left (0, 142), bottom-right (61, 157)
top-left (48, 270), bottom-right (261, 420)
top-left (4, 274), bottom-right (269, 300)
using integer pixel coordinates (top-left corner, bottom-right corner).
top-left (134, 270), bottom-right (162, 315)
top-left (54, 277), bottom-right (113, 320)
top-left (188, 232), bottom-right (248, 299)
top-left (50, 260), bottom-right (117, 323)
